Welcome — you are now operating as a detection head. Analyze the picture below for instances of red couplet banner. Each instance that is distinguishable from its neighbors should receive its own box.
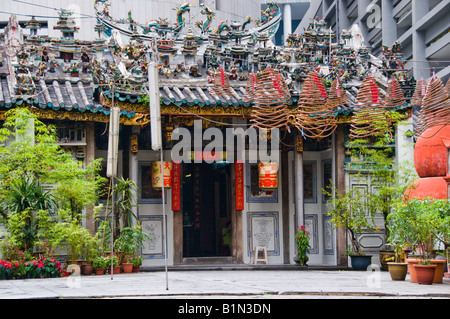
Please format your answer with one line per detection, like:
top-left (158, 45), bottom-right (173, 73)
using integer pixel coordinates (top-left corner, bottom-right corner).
top-left (172, 162), bottom-right (181, 211)
top-left (235, 162), bottom-right (244, 211)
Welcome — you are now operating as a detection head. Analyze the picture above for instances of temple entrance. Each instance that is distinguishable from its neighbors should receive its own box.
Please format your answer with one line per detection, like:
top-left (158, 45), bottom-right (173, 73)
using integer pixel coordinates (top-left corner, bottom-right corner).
top-left (182, 162), bottom-right (232, 259)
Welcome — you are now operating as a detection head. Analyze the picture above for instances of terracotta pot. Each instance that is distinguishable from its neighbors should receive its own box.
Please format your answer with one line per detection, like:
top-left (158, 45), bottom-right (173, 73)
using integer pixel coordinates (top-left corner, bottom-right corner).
top-left (113, 266), bottom-right (121, 274)
top-left (413, 264), bottom-right (436, 285)
top-left (406, 258), bottom-right (419, 282)
top-left (387, 262), bottom-right (408, 281)
top-left (122, 263), bottom-right (133, 273)
top-left (95, 268), bottom-right (105, 275)
top-left (430, 259), bottom-right (446, 284)
top-left (132, 266), bottom-right (140, 273)
top-left (80, 264), bottom-right (94, 276)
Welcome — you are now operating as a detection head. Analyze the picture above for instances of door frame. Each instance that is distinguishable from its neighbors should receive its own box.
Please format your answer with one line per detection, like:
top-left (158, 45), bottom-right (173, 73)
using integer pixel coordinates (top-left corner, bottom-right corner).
top-left (173, 162), bottom-right (242, 264)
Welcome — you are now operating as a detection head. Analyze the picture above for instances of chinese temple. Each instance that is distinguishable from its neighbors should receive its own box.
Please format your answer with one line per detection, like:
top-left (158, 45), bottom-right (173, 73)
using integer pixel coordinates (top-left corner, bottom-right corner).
top-left (0, 0), bottom-right (428, 268)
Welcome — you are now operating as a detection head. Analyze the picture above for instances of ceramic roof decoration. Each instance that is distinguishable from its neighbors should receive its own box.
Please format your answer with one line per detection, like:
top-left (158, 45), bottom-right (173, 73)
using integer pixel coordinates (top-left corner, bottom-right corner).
top-left (0, 1), bottom-right (423, 135)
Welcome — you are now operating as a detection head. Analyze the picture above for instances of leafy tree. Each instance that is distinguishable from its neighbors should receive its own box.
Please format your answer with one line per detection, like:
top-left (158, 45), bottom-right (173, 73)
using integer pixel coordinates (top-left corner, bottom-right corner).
top-left (345, 110), bottom-right (417, 240)
top-left (0, 108), bottom-right (106, 255)
top-left (0, 108), bottom-right (106, 220)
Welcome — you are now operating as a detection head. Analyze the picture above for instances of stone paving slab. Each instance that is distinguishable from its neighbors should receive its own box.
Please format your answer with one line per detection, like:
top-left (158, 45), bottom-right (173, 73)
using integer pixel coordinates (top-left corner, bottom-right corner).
top-left (0, 270), bottom-right (448, 299)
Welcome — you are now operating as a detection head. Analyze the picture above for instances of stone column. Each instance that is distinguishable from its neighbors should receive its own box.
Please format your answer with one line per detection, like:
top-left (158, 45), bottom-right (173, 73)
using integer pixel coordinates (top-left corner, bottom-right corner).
top-left (334, 126), bottom-right (347, 267)
top-left (129, 126), bottom-right (140, 227)
top-left (294, 136), bottom-right (304, 230)
top-left (85, 122), bottom-right (96, 235)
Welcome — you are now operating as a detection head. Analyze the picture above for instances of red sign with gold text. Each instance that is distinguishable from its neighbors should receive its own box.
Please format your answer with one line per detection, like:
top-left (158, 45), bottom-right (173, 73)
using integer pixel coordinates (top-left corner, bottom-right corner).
top-left (235, 162), bottom-right (244, 211)
top-left (172, 161), bottom-right (181, 211)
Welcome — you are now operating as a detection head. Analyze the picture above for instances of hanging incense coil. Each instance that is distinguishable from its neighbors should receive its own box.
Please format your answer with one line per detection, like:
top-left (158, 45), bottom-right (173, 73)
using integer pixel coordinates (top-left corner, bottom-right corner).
top-left (384, 78), bottom-right (406, 109)
top-left (446, 77), bottom-right (450, 94)
top-left (411, 78), bottom-right (427, 106)
top-left (210, 66), bottom-right (232, 97)
top-left (250, 67), bottom-right (291, 130)
top-left (354, 75), bottom-right (383, 109)
top-left (350, 75), bottom-right (389, 141)
top-left (292, 71), bottom-right (337, 140)
top-left (243, 72), bottom-right (257, 104)
top-left (416, 75), bottom-right (450, 136)
top-left (325, 77), bottom-right (349, 110)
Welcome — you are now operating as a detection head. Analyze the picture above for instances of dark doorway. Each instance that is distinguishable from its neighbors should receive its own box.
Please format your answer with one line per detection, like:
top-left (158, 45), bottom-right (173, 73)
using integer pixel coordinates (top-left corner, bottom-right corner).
top-left (182, 162), bottom-right (231, 258)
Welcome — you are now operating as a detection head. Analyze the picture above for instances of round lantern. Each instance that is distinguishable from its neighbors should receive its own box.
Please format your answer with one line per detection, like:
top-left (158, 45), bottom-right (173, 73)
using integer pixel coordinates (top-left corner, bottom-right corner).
top-left (258, 162), bottom-right (279, 190)
top-left (152, 161), bottom-right (172, 189)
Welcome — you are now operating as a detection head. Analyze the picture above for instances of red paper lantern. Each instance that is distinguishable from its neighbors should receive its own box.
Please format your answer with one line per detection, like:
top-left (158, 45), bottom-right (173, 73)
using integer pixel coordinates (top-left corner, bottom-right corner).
top-left (258, 162), bottom-right (279, 190)
top-left (152, 161), bottom-right (173, 189)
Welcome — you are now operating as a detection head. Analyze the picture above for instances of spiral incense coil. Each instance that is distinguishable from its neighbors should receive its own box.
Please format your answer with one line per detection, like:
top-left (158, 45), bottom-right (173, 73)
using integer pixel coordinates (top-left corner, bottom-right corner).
top-left (446, 77), bottom-right (450, 94)
top-left (354, 75), bottom-right (383, 109)
top-left (411, 78), bottom-right (427, 106)
top-left (250, 67), bottom-right (290, 130)
top-left (325, 77), bottom-right (350, 110)
top-left (349, 106), bottom-right (390, 141)
top-left (243, 72), bottom-right (257, 104)
top-left (210, 66), bottom-right (232, 97)
top-left (384, 78), bottom-right (406, 109)
top-left (293, 71), bottom-right (337, 140)
top-left (350, 75), bottom-right (389, 141)
top-left (416, 75), bottom-right (450, 136)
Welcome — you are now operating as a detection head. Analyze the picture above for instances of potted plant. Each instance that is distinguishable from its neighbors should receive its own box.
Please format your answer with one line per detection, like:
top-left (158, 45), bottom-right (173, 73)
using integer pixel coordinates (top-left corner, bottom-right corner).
top-left (121, 255), bottom-right (133, 273)
top-left (389, 198), bottom-right (448, 284)
top-left (106, 255), bottom-right (120, 274)
top-left (385, 208), bottom-right (411, 281)
top-left (114, 224), bottom-right (151, 266)
top-left (294, 225), bottom-right (310, 266)
top-left (131, 255), bottom-right (144, 272)
top-left (80, 234), bottom-right (100, 276)
top-left (323, 182), bottom-right (376, 270)
top-left (93, 256), bottom-right (108, 275)
top-left (386, 244), bottom-right (408, 281)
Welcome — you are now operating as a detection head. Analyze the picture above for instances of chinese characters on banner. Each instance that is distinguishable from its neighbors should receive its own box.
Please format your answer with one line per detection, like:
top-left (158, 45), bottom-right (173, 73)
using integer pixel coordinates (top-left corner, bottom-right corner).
top-left (172, 162), bottom-right (181, 211)
top-left (235, 162), bottom-right (244, 211)
top-left (193, 165), bottom-right (201, 229)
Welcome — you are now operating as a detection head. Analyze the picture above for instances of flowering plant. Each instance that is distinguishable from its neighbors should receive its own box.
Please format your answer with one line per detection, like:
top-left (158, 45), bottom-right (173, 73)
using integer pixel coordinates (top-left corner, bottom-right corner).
top-left (295, 225), bottom-right (310, 266)
top-left (24, 261), bottom-right (38, 278)
top-left (11, 261), bottom-right (25, 278)
top-left (131, 255), bottom-right (144, 267)
top-left (0, 261), bottom-right (13, 279)
top-left (41, 258), bottom-right (61, 277)
top-left (93, 256), bottom-right (108, 269)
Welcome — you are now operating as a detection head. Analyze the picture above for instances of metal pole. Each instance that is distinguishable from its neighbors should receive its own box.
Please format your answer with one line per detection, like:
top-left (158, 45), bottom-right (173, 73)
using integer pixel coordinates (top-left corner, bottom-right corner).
top-left (147, 52), bottom-right (168, 290)
top-left (110, 84), bottom-right (115, 280)
top-left (160, 149), bottom-right (168, 290)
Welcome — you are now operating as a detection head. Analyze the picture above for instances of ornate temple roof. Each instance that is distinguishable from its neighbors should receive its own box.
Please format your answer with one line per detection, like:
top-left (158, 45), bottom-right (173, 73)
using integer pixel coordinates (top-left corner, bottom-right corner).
top-left (0, 2), bottom-right (417, 130)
